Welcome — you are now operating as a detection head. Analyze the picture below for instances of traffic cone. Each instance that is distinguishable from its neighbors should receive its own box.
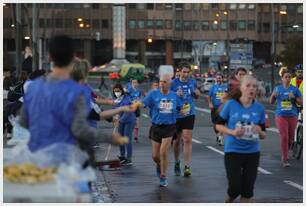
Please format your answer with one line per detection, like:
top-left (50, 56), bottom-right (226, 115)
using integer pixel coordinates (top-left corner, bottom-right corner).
top-left (265, 112), bottom-right (269, 128)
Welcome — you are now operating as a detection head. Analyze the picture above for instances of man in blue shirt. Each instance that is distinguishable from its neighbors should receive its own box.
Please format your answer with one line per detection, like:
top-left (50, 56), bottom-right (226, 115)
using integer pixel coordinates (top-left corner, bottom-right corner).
top-left (141, 74), bottom-right (180, 187)
top-left (207, 73), bottom-right (228, 145)
top-left (171, 62), bottom-right (200, 177)
top-left (127, 79), bottom-right (142, 142)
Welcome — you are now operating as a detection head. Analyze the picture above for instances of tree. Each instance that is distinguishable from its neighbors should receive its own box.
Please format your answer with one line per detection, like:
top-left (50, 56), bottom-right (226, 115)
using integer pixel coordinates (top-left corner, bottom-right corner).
top-left (279, 36), bottom-right (303, 71)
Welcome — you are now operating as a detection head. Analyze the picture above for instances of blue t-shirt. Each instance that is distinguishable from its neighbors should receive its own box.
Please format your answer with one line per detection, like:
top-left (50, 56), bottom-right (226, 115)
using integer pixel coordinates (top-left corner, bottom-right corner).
top-left (171, 78), bottom-right (196, 119)
top-left (273, 85), bottom-right (302, 117)
top-left (114, 95), bottom-right (136, 124)
top-left (128, 86), bottom-right (142, 102)
top-left (142, 90), bottom-right (179, 125)
top-left (209, 83), bottom-right (228, 108)
top-left (219, 99), bottom-right (266, 153)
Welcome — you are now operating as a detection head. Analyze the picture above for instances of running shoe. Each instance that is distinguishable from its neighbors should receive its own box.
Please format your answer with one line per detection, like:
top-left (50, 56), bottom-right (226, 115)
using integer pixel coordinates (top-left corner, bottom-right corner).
top-left (156, 167), bottom-right (161, 178)
top-left (282, 161), bottom-right (290, 167)
top-left (122, 159), bottom-right (133, 166)
top-left (174, 161), bottom-right (181, 176)
top-left (183, 165), bottom-right (191, 177)
top-left (217, 135), bottom-right (224, 146)
top-left (134, 137), bottom-right (138, 143)
top-left (159, 175), bottom-right (168, 187)
top-left (118, 156), bottom-right (127, 164)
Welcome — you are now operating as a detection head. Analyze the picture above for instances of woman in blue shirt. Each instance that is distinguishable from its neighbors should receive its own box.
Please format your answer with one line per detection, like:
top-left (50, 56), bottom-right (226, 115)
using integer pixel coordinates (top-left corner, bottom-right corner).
top-left (269, 68), bottom-right (302, 167)
top-left (113, 84), bottom-right (136, 165)
top-left (216, 75), bottom-right (267, 203)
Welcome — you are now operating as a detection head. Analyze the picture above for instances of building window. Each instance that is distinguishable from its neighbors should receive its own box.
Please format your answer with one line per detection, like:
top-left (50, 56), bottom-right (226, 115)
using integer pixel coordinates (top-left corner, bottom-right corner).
top-left (220, 21), bottom-right (227, 30)
top-left (155, 4), bottom-right (164, 10)
top-left (297, 5), bottom-right (302, 13)
top-left (193, 21), bottom-right (200, 30)
top-left (238, 20), bottom-right (246, 30)
top-left (128, 20), bottom-right (136, 29)
top-left (46, 19), bottom-right (52, 28)
top-left (280, 5), bottom-right (287, 11)
top-left (184, 21), bottom-right (192, 30)
top-left (156, 20), bottom-right (164, 29)
top-left (92, 19), bottom-right (100, 29)
top-left (136, 4), bottom-right (145, 9)
top-left (102, 19), bottom-right (109, 28)
top-left (212, 4), bottom-right (219, 9)
top-left (230, 20), bottom-right (237, 30)
top-left (55, 19), bottom-right (63, 28)
top-left (165, 4), bottom-right (173, 9)
top-left (184, 3), bottom-right (192, 10)
top-left (147, 3), bottom-right (154, 10)
top-left (257, 22), bottom-right (262, 32)
top-left (39, 19), bottom-right (45, 28)
top-left (229, 4), bottom-right (237, 10)
top-left (248, 4), bottom-right (255, 10)
top-left (92, 4), bottom-right (99, 9)
top-left (175, 20), bottom-right (182, 30)
top-left (101, 4), bottom-right (110, 9)
top-left (247, 20), bottom-right (255, 30)
top-left (211, 21), bottom-right (218, 30)
top-left (147, 20), bottom-right (154, 28)
top-left (175, 3), bottom-right (183, 10)
top-left (263, 23), bottom-right (270, 33)
top-left (238, 4), bottom-right (246, 9)
top-left (65, 19), bottom-right (72, 28)
top-left (193, 3), bottom-right (201, 10)
top-left (202, 3), bottom-right (209, 10)
top-left (138, 20), bottom-right (145, 29)
top-left (201, 21), bottom-right (209, 30)
top-left (165, 20), bottom-right (172, 29)
top-left (128, 4), bottom-right (136, 9)
top-left (220, 3), bottom-right (226, 10)
top-left (263, 4), bottom-right (270, 13)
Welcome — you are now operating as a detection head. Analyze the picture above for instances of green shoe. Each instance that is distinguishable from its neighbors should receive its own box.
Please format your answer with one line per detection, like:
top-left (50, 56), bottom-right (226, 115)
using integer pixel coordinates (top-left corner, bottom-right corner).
top-left (184, 165), bottom-right (191, 177)
top-left (174, 161), bottom-right (181, 176)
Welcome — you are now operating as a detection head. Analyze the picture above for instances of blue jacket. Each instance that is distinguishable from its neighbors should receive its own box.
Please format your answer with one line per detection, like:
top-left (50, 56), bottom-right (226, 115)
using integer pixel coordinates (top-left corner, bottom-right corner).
top-left (114, 95), bottom-right (136, 124)
top-left (24, 77), bottom-right (86, 152)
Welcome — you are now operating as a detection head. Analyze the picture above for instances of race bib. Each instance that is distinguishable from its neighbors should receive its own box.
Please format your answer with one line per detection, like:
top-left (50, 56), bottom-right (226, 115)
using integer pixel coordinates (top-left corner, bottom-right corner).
top-left (182, 103), bottom-right (191, 115)
top-left (216, 92), bottom-right (224, 100)
top-left (240, 125), bottom-right (259, 141)
top-left (281, 100), bottom-right (292, 111)
top-left (159, 100), bottom-right (173, 114)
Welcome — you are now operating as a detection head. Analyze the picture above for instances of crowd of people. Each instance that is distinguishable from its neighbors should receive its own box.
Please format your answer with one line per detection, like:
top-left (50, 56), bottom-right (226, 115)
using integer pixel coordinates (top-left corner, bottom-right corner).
top-left (3, 34), bottom-right (303, 203)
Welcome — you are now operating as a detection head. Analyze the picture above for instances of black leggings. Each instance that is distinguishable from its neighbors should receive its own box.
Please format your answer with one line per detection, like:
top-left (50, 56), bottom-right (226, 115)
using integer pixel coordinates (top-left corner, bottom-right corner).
top-left (224, 152), bottom-right (260, 199)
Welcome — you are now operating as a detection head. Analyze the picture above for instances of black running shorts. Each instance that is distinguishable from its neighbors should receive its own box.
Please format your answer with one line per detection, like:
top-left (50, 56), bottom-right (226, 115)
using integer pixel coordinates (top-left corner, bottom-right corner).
top-left (151, 124), bottom-right (176, 143)
top-left (176, 115), bottom-right (195, 132)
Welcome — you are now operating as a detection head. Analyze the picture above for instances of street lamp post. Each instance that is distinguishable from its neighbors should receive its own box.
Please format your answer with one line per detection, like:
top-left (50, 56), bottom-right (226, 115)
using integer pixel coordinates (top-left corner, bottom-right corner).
top-left (271, 4), bottom-right (275, 90)
top-left (16, 4), bottom-right (22, 78)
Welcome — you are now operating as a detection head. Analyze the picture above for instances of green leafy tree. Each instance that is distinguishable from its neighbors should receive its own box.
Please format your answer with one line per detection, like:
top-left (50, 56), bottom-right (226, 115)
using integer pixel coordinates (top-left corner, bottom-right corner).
top-left (279, 36), bottom-right (303, 71)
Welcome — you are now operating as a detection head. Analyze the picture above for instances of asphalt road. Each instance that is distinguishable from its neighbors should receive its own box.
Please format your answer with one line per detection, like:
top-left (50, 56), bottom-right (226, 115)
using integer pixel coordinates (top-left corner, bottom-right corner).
top-left (89, 78), bottom-right (303, 203)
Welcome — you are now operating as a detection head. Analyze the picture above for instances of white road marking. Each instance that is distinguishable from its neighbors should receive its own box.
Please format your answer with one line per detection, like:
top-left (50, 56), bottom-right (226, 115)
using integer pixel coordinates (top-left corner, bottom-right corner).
top-left (283, 180), bottom-right (303, 191)
top-left (266, 127), bottom-right (279, 133)
top-left (192, 139), bottom-right (202, 144)
top-left (195, 106), bottom-right (279, 134)
top-left (142, 113), bottom-right (150, 118)
top-left (205, 145), bottom-right (272, 175)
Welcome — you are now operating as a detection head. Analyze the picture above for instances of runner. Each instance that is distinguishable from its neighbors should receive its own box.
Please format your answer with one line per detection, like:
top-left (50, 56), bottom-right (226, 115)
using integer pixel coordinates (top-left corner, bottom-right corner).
top-left (207, 72), bottom-right (228, 146)
top-left (269, 68), bottom-right (302, 167)
top-left (127, 79), bottom-right (142, 142)
top-left (171, 62), bottom-right (200, 177)
top-left (216, 75), bottom-right (267, 203)
top-left (222, 67), bottom-right (247, 102)
top-left (290, 64), bottom-right (303, 97)
top-left (139, 74), bottom-right (180, 187)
